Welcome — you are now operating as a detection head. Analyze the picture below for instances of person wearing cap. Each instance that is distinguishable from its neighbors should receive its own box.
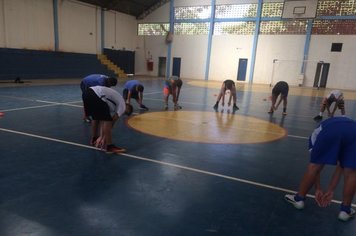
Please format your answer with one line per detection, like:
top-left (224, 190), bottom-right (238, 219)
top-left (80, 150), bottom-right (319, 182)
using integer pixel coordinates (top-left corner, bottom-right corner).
top-left (213, 79), bottom-right (239, 112)
top-left (163, 76), bottom-right (183, 111)
top-left (314, 90), bottom-right (345, 121)
top-left (122, 79), bottom-right (148, 110)
top-left (80, 74), bottom-right (118, 122)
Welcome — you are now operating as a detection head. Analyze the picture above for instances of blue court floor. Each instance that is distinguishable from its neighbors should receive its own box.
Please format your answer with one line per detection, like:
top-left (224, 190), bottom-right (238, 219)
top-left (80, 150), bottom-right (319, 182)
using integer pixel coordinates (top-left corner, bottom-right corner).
top-left (0, 76), bottom-right (355, 236)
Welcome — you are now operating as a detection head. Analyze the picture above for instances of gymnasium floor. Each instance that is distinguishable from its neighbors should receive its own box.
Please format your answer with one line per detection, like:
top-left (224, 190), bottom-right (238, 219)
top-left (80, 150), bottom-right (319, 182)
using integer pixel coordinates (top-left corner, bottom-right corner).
top-left (0, 76), bottom-right (355, 236)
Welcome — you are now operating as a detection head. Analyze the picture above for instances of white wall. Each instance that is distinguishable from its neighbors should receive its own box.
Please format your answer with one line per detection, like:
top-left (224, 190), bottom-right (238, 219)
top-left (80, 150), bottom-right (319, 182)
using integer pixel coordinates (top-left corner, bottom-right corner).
top-left (254, 35), bottom-right (306, 86)
top-left (0, 0), bottom-right (137, 54)
top-left (0, 0), bottom-right (5, 46)
top-left (172, 35), bottom-right (208, 79)
top-left (307, 35), bottom-right (356, 90)
top-left (58, 0), bottom-right (99, 53)
top-left (104, 11), bottom-right (137, 51)
top-left (0, 0), bottom-right (54, 50)
top-left (210, 35), bottom-right (254, 81)
top-left (0, 0), bottom-right (355, 90)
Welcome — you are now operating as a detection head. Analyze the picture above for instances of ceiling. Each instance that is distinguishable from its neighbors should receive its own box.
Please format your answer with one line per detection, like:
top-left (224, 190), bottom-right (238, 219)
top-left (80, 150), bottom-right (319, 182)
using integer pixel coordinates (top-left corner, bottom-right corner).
top-left (78, 0), bottom-right (167, 19)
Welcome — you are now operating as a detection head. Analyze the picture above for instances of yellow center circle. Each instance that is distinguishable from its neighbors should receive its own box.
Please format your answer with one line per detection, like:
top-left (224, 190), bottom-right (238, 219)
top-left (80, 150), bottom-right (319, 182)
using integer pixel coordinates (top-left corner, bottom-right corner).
top-left (127, 111), bottom-right (286, 144)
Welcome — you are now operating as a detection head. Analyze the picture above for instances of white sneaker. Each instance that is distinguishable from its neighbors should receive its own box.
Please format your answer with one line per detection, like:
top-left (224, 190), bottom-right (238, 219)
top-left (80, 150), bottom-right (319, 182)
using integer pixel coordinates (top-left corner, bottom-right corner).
top-left (338, 208), bottom-right (355, 222)
top-left (284, 194), bottom-right (305, 210)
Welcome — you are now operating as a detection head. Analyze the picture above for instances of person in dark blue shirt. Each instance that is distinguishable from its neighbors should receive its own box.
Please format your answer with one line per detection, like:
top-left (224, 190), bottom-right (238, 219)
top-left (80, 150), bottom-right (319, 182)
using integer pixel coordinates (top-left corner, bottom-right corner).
top-left (123, 80), bottom-right (148, 110)
top-left (80, 74), bottom-right (117, 122)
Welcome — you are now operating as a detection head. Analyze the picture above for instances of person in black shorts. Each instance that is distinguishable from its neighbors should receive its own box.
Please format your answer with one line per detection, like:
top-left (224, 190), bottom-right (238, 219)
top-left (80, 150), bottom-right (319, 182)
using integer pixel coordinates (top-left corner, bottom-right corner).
top-left (83, 85), bottom-right (133, 154)
top-left (268, 81), bottom-right (289, 115)
top-left (213, 79), bottom-right (239, 112)
top-left (122, 80), bottom-right (148, 110)
top-left (80, 74), bottom-right (117, 122)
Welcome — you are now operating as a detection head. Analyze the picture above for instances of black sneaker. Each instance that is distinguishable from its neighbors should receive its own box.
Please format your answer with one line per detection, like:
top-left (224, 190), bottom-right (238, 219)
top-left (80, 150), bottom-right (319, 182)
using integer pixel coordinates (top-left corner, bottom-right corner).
top-left (140, 104), bottom-right (149, 110)
top-left (213, 104), bottom-right (218, 110)
top-left (174, 104), bottom-right (182, 110)
top-left (313, 115), bottom-right (323, 121)
top-left (233, 105), bottom-right (239, 111)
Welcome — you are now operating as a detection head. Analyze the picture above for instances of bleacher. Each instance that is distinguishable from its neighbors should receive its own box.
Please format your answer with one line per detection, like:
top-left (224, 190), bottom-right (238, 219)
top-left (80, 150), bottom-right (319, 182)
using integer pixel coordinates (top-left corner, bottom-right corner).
top-left (0, 48), bottom-right (115, 80)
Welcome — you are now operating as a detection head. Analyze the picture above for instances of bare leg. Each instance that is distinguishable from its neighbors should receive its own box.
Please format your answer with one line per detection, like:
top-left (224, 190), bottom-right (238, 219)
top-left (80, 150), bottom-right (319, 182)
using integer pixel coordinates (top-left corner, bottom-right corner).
top-left (297, 163), bottom-right (324, 197)
top-left (283, 97), bottom-right (288, 115)
top-left (269, 95), bottom-right (277, 113)
top-left (91, 120), bottom-right (99, 139)
top-left (342, 168), bottom-right (356, 206)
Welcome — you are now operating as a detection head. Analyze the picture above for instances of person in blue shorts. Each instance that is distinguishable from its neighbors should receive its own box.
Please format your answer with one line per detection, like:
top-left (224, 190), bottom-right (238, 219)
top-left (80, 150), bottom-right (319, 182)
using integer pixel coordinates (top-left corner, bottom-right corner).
top-left (123, 79), bottom-right (148, 110)
top-left (80, 74), bottom-right (117, 122)
top-left (285, 117), bottom-right (356, 221)
top-left (268, 81), bottom-right (289, 115)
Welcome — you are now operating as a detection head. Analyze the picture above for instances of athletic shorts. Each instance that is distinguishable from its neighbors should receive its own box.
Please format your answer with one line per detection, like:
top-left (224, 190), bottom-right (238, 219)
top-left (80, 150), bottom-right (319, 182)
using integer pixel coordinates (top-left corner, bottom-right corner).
top-left (82, 88), bottom-right (112, 121)
top-left (163, 86), bottom-right (172, 96)
top-left (224, 80), bottom-right (235, 90)
top-left (309, 117), bottom-right (356, 168)
top-left (272, 81), bottom-right (289, 97)
top-left (324, 98), bottom-right (344, 110)
top-left (123, 88), bottom-right (139, 100)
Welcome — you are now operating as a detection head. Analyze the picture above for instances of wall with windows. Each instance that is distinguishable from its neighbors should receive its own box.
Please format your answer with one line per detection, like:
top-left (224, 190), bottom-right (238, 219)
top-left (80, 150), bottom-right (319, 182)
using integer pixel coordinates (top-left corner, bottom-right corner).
top-left (137, 0), bottom-right (356, 90)
top-left (0, 0), bottom-right (355, 89)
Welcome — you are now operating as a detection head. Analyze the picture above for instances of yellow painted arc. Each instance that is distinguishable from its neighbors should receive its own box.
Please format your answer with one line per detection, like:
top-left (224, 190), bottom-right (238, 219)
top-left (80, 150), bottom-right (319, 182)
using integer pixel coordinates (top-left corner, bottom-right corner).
top-left (127, 111), bottom-right (286, 144)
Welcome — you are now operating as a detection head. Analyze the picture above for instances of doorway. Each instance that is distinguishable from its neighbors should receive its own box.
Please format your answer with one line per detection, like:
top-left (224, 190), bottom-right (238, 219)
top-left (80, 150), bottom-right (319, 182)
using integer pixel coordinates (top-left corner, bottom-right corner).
top-left (237, 58), bottom-right (248, 81)
top-left (172, 57), bottom-right (181, 77)
top-left (158, 57), bottom-right (166, 77)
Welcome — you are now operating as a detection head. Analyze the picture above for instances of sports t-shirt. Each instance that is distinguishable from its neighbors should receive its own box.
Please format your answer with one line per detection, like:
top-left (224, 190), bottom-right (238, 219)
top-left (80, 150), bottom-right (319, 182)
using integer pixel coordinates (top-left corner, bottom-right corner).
top-left (90, 86), bottom-right (126, 117)
top-left (81, 74), bottom-right (108, 91)
top-left (124, 80), bottom-right (140, 91)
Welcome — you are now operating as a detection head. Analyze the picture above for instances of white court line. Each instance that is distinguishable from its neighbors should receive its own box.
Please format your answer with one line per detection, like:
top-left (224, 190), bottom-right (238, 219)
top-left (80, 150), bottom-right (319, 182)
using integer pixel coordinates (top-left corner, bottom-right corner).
top-left (0, 104), bottom-right (61, 112)
top-left (0, 127), bottom-right (353, 207)
top-left (35, 100), bottom-right (83, 108)
top-left (288, 135), bottom-right (309, 140)
top-left (1, 99), bottom-right (311, 140)
top-left (0, 127), bottom-right (101, 151)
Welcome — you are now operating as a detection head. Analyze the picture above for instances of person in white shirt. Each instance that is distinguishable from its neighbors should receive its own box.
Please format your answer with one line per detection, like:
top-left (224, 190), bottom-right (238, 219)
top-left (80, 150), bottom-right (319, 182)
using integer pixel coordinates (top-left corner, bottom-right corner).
top-left (82, 86), bottom-right (133, 153)
top-left (314, 90), bottom-right (345, 121)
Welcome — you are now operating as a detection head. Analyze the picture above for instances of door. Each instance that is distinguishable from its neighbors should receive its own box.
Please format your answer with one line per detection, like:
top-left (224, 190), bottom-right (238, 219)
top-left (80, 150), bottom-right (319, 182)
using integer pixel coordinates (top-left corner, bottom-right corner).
top-left (319, 63), bottom-right (330, 88)
top-left (313, 62), bottom-right (330, 88)
top-left (237, 58), bottom-right (248, 81)
top-left (158, 57), bottom-right (166, 77)
top-left (172, 57), bottom-right (181, 77)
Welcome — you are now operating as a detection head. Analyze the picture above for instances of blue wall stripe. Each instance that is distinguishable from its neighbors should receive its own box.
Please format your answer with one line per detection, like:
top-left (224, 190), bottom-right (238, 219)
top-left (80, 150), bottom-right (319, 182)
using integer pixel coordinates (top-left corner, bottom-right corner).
top-left (204, 0), bottom-right (215, 81)
top-left (53, 0), bottom-right (59, 51)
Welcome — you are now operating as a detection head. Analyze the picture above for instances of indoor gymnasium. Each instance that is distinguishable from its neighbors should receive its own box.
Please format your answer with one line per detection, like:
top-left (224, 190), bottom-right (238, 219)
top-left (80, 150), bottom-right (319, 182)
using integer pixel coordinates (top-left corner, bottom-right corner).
top-left (0, 0), bottom-right (356, 235)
